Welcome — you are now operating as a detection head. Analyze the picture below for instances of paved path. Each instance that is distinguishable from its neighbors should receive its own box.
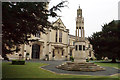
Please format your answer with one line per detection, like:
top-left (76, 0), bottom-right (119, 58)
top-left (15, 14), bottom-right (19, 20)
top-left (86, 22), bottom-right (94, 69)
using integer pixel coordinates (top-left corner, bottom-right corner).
top-left (27, 60), bottom-right (120, 76)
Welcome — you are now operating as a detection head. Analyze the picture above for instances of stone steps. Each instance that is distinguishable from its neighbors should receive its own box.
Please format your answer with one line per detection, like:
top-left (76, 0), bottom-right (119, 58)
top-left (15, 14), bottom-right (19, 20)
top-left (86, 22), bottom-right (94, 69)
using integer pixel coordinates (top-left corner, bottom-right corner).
top-left (56, 62), bottom-right (105, 72)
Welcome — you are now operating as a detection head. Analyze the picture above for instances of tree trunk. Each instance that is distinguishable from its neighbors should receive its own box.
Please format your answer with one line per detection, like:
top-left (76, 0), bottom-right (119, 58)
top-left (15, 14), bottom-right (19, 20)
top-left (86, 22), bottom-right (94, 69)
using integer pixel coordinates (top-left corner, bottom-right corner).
top-left (111, 58), bottom-right (116, 63)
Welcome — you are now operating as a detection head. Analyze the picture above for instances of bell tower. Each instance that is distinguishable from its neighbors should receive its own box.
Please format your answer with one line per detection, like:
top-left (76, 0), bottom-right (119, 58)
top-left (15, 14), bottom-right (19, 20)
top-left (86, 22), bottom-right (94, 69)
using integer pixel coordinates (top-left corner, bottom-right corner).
top-left (76, 6), bottom-right (85, 41)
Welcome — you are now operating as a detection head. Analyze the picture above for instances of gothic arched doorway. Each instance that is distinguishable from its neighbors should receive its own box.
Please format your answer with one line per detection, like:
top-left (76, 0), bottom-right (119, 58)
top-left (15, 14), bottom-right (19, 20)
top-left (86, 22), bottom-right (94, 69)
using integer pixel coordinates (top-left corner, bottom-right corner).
top-left (32, 44), bottom-right (40, 59)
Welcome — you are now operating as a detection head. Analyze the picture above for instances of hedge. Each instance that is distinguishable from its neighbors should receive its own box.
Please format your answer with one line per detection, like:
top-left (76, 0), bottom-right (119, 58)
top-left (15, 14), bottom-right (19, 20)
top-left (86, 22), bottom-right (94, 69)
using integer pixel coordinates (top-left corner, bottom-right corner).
top-left (12, 60), bottom-right (25, 65)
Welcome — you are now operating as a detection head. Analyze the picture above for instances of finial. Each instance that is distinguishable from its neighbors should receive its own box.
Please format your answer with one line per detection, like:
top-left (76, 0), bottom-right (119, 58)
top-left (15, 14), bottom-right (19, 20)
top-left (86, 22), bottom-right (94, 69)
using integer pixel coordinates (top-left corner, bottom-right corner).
top-left (79, 4), bottom-right (80, 8)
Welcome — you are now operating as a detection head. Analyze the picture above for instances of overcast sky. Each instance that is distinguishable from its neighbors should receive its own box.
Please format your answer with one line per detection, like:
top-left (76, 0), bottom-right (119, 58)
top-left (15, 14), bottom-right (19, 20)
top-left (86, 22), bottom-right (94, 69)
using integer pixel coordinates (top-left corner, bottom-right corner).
top-left (48, 0), bottom-right (119, 37)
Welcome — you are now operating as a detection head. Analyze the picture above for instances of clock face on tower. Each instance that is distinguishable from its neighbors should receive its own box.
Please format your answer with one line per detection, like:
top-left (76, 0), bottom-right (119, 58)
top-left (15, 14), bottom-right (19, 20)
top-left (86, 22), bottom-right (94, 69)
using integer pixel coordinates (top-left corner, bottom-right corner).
top-left (78, 14), bottom-right (81, 17)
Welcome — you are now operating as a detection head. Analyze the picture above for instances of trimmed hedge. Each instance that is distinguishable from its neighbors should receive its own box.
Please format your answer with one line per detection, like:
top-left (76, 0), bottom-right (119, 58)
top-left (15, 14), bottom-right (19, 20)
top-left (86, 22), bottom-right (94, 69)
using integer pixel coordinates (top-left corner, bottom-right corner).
top-left (12, 60), bottom-right (25, 65)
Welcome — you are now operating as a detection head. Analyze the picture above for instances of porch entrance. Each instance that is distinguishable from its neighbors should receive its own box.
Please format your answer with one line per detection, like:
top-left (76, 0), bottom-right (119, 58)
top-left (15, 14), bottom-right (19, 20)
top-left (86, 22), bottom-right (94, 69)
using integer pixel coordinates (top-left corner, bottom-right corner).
top-left (32, 44), bottom-right (40, 59)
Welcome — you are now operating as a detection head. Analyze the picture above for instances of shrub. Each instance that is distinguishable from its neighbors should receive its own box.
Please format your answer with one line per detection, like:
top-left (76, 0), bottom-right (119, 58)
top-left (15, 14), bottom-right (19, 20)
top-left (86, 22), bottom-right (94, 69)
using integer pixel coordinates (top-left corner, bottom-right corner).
top-left (86, 59), bottom-right (89, 62)
top-left (70, 56), bottom-right (74, 62)
top-left (12, 60), bottom-right (25, 65)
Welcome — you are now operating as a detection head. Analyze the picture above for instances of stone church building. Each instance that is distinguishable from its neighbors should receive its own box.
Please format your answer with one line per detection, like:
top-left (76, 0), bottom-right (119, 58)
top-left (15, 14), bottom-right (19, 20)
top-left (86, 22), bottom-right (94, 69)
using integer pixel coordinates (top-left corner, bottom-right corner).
top-left (8, 7), bottom-right (95, 60)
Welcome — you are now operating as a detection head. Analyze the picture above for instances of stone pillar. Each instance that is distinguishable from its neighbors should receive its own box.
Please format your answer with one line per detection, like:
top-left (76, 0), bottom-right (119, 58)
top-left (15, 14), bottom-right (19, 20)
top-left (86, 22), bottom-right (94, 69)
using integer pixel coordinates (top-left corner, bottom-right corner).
top-left (52, 47), bottom-right (55, 60)
top-left (67, 47), bottom-right (70, 61)
top-left (72, 49), bottom-right (75, 58)
top-left (86, 50), bottom-right (89, 59)
top-left (83, 29), bottom-right (85, 39)
top-left (78, 26), bottom-right (79, 41)
top-left (48, 44), bottom-right (52, 60)
top-left (54, 49), bottom-right (57, 60)
top-left (81, 27), bottom-right (83, 39)
top-left (49, 29), bottom-right (51, 42)
top-left (74, 41), bottom-right (86, 63)
top-left (76, 29), bottom-right (77, 40)
top-left (40, 44), bottom-right (44, 60)
top-left (49, 46), bottom-right (53, 60)
top-left (57, 30), bottom-right (59, 42)
top-left (29, 43), bottom-right (32, 59)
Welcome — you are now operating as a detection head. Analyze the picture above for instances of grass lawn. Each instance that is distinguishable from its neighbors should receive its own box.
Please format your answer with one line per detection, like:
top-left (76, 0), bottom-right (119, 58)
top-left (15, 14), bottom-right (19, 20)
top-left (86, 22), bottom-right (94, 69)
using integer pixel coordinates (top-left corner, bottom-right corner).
top-left (2, 61), bottom-right (120, 80)
top-left (94, 62), bottom-right (120, 69)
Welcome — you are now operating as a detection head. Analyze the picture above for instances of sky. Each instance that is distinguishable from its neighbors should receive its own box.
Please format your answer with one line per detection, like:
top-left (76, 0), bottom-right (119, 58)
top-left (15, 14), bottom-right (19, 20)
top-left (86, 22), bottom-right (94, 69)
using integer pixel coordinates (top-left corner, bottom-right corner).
top-left (48, 0), bottom-right (119, 37)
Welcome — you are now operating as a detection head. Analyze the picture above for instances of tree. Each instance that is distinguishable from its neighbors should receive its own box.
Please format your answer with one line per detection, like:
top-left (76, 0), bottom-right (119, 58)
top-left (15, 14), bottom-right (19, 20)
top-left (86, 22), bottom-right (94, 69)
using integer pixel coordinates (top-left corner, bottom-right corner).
top-left (2, 1), bottom-right (67, 57)
top-left (88, 32), bottom-right (104, 60)
top-left (89, 20), bottom-right (120, 62)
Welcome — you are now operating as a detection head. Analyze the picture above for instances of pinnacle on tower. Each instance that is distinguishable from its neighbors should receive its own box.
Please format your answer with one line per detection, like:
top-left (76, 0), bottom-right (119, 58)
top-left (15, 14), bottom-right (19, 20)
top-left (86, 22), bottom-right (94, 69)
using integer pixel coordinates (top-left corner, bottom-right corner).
top-left (76, 6), bottom-right (85, 41)
top-left (79, 5), bottom-right (80, 8)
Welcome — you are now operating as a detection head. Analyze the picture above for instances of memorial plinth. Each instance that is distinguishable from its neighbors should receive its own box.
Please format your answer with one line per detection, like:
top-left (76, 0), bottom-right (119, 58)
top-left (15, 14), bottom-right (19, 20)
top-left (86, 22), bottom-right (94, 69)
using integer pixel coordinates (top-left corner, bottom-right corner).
top-left (56, 41), bottom-right (105, 71)
top-left (56, 6), bottom-right (105, 72)
top-left (74, 41), bottom-right (86, 63)
top-left (56, 62), bottom-right (105, 72)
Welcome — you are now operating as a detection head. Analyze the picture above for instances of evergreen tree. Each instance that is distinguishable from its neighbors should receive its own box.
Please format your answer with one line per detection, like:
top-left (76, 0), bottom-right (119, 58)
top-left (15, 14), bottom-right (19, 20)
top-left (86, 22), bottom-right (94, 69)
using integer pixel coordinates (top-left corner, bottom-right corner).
top-left (89, 20), bottom-right (120, 62)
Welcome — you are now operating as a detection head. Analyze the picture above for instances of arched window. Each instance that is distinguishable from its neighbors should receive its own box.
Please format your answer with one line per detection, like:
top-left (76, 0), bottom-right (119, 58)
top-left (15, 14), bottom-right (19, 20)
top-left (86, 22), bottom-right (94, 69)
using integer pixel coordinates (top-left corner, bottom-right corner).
top-left (59, 30), bottom-right (62, 42)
